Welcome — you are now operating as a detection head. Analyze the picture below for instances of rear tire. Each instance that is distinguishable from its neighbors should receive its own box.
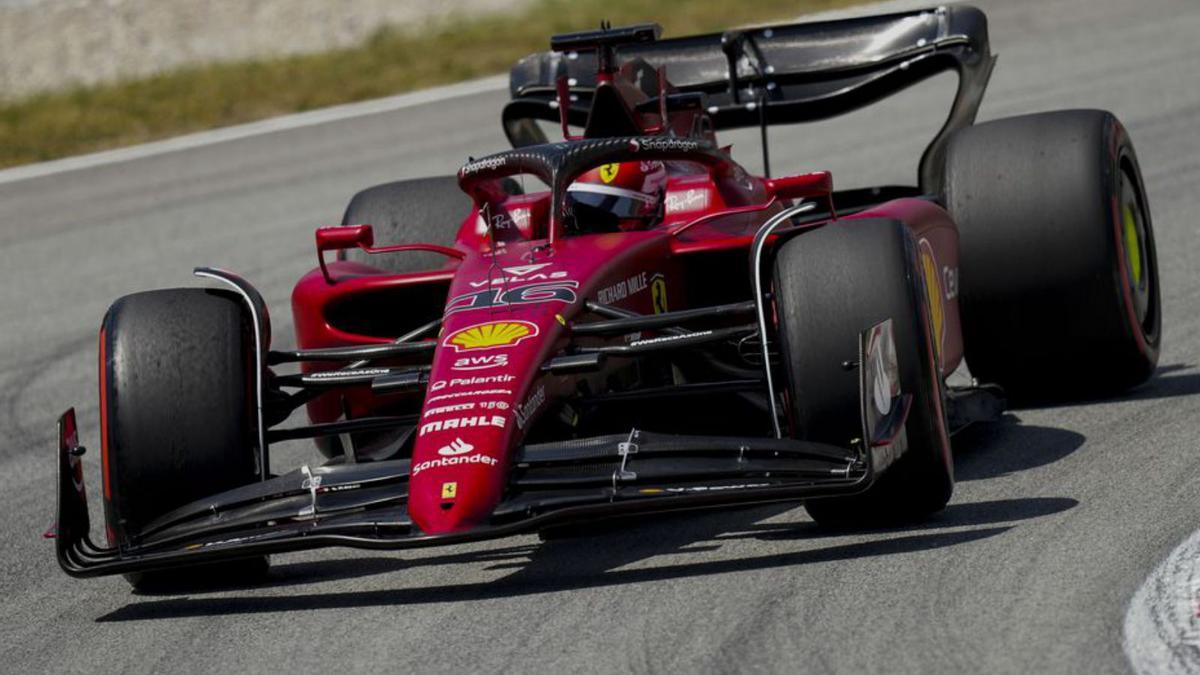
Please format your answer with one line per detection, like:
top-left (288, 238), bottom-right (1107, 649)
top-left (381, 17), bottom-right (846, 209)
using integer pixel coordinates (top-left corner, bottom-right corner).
top-left (100, 288), bottom-right (266, 587)
top-left (943, 110), bottom-right (1160, 401)
top-left (773, 219), bottom-right (953, 526)
top-left (340, 176), bottom-right (483, 273)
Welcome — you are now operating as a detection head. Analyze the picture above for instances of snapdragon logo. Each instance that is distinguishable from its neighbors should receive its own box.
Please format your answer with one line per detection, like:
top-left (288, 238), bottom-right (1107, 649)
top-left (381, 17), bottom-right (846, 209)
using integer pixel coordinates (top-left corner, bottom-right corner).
top-left (461, 156), bottom-right (506, 175)
top-left (629, 138), bottom-right (700, 153)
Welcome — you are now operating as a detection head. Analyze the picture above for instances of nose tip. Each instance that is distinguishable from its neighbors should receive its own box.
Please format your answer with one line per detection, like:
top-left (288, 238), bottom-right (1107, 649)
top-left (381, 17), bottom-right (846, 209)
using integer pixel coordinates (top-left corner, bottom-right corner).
top-left (413, 495), bottom-right (486, 534)
top-left (409, 465), bottom-right (501, 535)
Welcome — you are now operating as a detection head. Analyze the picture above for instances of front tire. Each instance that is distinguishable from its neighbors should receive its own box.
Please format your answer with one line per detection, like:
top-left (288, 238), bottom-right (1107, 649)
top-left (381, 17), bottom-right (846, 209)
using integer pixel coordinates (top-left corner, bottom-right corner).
top-left (100, 288), bottom-right (267, 587)
top-left (773, 219), bottom-right (953, 526)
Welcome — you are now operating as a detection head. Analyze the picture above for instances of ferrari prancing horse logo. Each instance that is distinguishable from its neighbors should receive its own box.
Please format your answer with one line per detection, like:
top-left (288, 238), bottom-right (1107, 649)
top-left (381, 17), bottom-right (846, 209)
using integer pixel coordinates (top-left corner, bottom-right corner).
top-left (599, 163), bottom-right (620, 183)
top-left (650, 275), bottom-right (668, 314)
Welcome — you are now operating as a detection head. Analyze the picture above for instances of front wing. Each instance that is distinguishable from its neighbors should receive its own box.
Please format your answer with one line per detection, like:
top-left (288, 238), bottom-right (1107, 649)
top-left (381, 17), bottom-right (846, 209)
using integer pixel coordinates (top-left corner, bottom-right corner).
top-left (52, 320), bottom-right (910, 578)
top-left (53, 411), bottom-right (914, 578)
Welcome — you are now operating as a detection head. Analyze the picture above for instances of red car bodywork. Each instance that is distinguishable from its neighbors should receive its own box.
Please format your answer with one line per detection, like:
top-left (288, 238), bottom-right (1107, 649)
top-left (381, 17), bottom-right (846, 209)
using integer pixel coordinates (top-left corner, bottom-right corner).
top-left (54, 11), bottom-right (1006, 579)
top-left (291, 156), bottom-right (964, 535)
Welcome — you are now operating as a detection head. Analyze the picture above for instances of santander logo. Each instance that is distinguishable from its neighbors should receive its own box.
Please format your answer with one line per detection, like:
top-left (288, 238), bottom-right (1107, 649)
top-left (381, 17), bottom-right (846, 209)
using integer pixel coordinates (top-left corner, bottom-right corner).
top-left (437, 438), bottom-right (475, 457)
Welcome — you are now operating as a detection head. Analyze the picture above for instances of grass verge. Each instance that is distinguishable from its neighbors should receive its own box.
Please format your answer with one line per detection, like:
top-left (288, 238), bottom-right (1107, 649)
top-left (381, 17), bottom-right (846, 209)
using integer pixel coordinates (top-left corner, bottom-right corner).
top-left (0, 0), bottom-right (858, 169)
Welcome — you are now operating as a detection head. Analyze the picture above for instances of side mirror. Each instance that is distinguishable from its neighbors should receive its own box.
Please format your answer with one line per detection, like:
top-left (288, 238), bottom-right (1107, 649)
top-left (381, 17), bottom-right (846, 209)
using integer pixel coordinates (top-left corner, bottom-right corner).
top-left (764, 171), bottom-right (833, 201)
top-left (313, 223), bottom-right (465, 284)
top-left (316, 225), bottom-right (374, 283)
top-left (316, 224), bottom-right (374, 253)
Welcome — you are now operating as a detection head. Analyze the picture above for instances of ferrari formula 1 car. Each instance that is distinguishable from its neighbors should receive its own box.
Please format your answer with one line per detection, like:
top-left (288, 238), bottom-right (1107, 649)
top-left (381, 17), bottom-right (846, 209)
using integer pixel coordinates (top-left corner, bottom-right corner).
top-left (52, 6), bottom-right (1160, 584)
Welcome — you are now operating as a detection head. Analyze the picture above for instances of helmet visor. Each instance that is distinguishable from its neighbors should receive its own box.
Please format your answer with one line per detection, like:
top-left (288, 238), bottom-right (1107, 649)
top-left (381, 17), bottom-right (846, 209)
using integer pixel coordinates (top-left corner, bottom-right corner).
top-left (566, 190), bottom-right (650, 220)
top-left (566, 183), bottom-right (657, 233)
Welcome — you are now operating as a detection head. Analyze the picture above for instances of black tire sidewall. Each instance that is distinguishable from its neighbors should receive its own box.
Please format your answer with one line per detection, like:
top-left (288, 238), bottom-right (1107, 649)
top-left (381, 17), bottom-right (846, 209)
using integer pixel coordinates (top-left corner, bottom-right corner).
top-left (101, 288), bottom-right (258, 548)
top-left (1110, 129), bottom-right (1161, 376)
top-left (944, 110), bottom-right (1160, 399)
top-left (774, 219), bottom-right (952, 522)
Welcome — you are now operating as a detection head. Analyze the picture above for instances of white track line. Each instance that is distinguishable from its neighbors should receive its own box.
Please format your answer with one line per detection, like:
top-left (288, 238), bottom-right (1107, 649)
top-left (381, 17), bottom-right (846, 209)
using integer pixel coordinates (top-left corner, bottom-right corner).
top-left (0, 74), bottom-right (508, 186)
top-left (1124, 528), bottom-right (1200, 674)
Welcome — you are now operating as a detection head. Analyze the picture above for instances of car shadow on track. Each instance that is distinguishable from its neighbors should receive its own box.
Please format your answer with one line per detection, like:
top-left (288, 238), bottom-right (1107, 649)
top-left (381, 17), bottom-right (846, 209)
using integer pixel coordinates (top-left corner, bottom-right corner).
top-left (953, 419), bottom-right (1086, 481)
top-left (729, 496), bottom-right (1078, 543)
top-left (97, 490), bottom-right (1076, 622)
top-left (1009, 363), bottom-right (1199, 409)
top-left (1122, 368), bottom-right (1200, 402)
top-left (126, 544), bottom-right (541, 597)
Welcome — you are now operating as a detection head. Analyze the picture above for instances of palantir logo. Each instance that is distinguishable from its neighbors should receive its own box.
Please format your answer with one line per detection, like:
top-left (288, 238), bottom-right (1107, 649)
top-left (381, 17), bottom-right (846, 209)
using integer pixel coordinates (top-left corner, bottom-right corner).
top-left (437, 438), bottom-right (475, 457)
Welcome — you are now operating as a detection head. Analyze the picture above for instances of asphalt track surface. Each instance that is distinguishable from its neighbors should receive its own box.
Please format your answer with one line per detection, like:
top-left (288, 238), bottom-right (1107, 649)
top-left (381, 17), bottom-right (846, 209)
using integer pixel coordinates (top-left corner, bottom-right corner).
top-left (2, 0), bottom-right (1199, 672)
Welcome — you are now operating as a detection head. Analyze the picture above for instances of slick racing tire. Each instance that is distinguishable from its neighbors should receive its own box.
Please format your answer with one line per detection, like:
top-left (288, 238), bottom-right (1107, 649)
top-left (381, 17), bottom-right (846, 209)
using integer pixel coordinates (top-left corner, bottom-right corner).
top-left (340, 176), bottom-right (520, 274)
top-left (774, 219), bottom-right (953, 526)
top-left (942, 110), bottom-right (1160, 401)
top-left (100, 288), bottom-right (267, 588)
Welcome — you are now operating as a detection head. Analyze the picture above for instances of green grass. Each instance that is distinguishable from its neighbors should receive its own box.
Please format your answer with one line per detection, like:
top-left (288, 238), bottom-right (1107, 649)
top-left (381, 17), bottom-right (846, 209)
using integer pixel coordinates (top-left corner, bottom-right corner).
top-left (0, 0), bottom-right (856, 169)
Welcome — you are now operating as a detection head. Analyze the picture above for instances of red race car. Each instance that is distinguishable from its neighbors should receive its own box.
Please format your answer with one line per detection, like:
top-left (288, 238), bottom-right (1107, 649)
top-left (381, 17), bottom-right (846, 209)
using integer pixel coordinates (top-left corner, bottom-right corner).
top-left (52, 7), bottom-right (1159, 585)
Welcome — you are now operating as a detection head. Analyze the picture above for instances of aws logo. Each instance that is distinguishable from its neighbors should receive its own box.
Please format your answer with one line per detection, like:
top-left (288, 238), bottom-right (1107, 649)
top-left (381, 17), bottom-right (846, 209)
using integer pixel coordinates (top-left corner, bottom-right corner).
top-left (452, 354), bottom-right (509, 371)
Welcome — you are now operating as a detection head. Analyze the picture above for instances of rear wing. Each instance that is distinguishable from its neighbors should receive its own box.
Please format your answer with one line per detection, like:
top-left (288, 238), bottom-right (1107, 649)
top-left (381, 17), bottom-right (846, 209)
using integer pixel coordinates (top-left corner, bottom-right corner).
top-left (504, 5), bottom-right (995, 192)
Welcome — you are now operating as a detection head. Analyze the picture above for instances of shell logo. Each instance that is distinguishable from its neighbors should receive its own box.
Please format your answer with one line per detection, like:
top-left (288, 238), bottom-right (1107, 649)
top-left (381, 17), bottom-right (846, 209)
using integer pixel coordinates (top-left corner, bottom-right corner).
top-left (443, 320), bottom-right (539, 352)
top-left (918, 239), bottom-right (945, 363)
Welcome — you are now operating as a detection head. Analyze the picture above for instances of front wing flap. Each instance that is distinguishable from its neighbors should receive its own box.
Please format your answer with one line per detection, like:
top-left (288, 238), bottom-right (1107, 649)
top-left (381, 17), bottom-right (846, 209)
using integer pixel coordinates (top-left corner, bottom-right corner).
top-left (52, 412), bottom-right (880, 578)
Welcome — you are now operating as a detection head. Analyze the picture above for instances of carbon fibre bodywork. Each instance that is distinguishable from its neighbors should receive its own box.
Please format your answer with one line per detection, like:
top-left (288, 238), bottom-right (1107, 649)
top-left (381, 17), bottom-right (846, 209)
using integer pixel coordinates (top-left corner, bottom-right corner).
top-left (504, 5), bottom-right (994, 191)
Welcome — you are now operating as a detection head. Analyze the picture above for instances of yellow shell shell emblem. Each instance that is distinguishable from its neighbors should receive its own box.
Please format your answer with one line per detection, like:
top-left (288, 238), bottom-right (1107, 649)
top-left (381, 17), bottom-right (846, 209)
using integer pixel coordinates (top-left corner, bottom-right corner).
top-left (918, 239), bottom-right (945, 362)
top-left (599, 163), bottom-right (620, 183)
top-left (443, 320), bottom-right (538, 351)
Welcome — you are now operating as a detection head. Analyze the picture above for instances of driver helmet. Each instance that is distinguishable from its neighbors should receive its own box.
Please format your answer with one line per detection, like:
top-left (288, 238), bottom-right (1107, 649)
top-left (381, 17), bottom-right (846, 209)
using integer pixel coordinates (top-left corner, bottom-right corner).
top-left (566, 161), bottom-right (667, 233)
